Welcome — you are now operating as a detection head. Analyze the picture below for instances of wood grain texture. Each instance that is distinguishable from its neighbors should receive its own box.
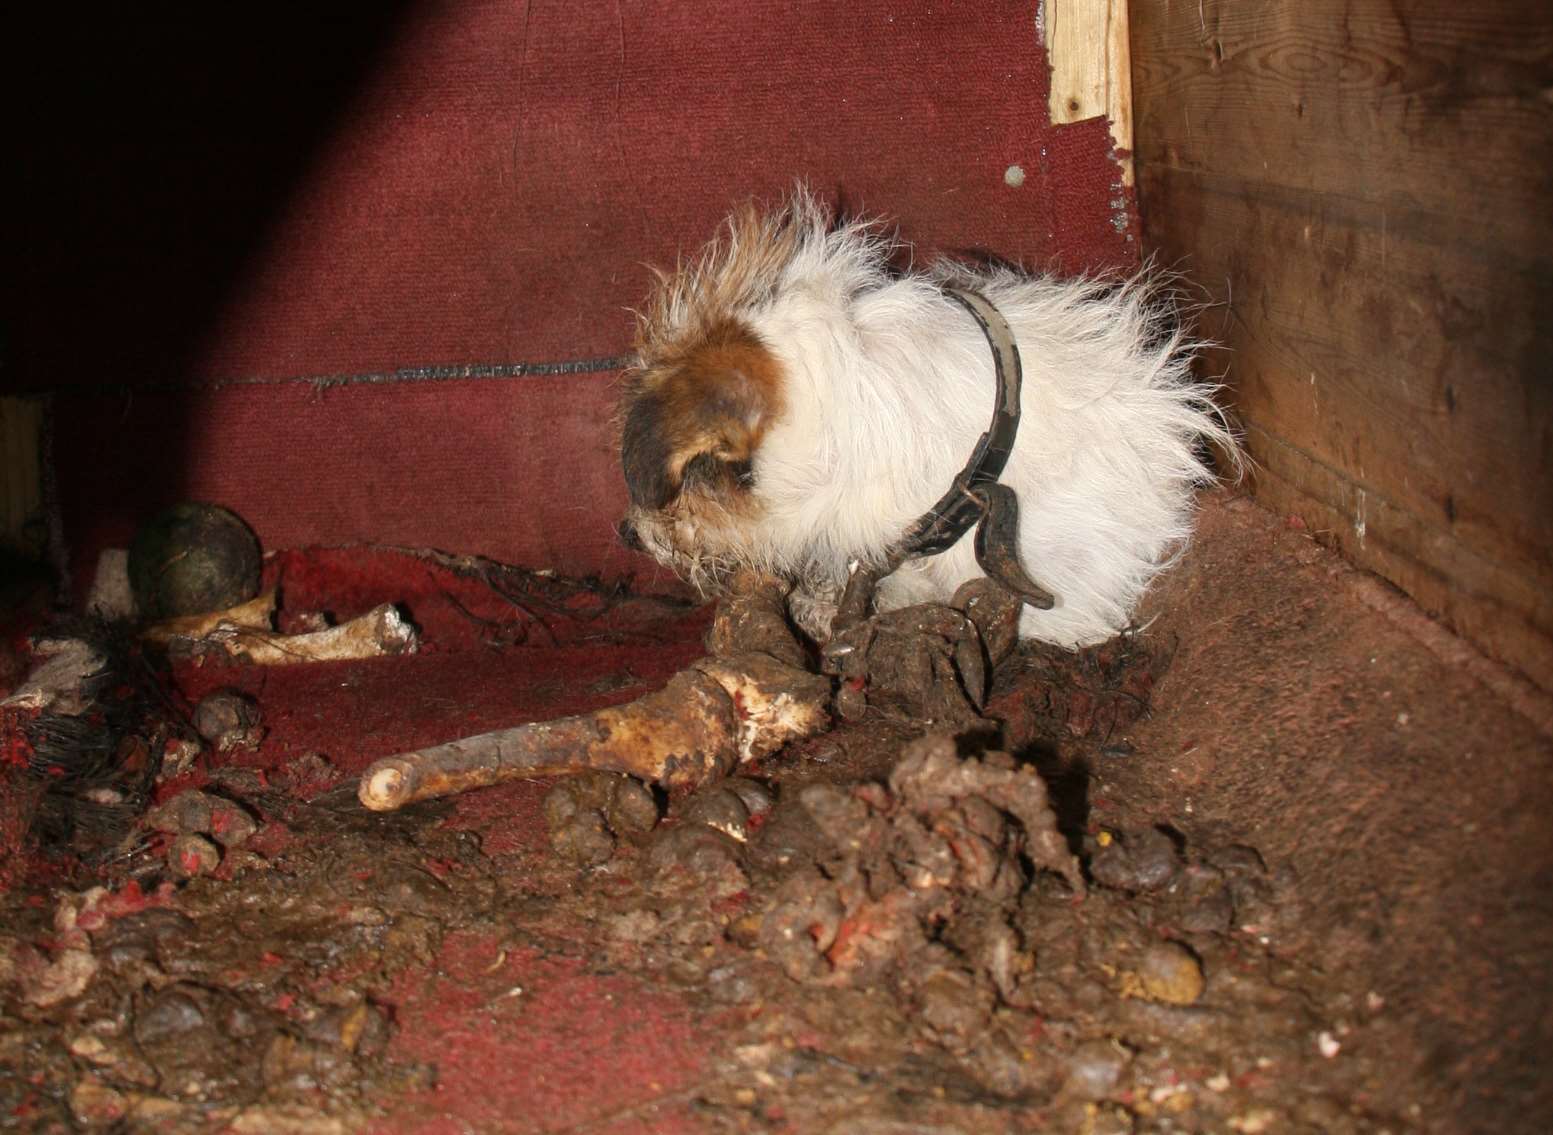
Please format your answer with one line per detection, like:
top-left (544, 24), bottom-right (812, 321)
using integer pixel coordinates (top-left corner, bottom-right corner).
top-left (1047, 0), bottom-right (1135, 183)
top-left (1131, 0), bottom-right (1553, 692)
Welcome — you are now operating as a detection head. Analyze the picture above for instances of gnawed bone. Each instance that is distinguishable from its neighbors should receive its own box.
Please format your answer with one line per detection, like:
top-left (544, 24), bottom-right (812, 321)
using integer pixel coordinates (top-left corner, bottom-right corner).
top-left (169, 602), bottom-right (416, 664)
top-left (359, 651), bottom-right (829, 811)
top-left (358, 572), bottom-right (830, 811)
top-left (143, 590), bottom-right (277, 646)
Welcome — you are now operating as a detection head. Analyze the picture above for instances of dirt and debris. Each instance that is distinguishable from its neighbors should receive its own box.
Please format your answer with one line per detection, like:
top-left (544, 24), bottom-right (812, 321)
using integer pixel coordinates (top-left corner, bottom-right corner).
top-left (1, 621), bottom-right (181, 869)
top-left (3, 728), bottom-right (1364, 1131)
top-left (507, 728), bottom-right (1386, 1133)
top-left (544, 771), bottom-right (661, 867)
top-left (192, 691), bottom-right (265, 754)
top-left (1, 498), bottom-right (1550, 1133)
top-left (824, 575), bottom-right (1028, 729)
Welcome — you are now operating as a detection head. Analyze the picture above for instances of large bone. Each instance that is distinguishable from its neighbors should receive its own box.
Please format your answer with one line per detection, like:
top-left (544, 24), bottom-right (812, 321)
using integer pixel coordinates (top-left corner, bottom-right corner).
top-left (202, 604), bottom-right (416, 665)
top-left (143, 590), bottom-right (277, 646)
top-left (146, 592), bottom-right (418, 665)
top-left (358, 574), bottom-right (830, 811)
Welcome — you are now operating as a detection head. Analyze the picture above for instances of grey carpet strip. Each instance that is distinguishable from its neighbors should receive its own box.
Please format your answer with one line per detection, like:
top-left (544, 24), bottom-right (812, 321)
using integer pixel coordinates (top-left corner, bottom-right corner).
top-left (26, 356), bottom-right (638, 399)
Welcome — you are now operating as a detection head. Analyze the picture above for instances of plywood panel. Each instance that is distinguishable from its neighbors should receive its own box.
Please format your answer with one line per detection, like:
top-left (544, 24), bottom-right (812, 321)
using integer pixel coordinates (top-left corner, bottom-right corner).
top-left (1130, 0), bottom-right (1553, 692)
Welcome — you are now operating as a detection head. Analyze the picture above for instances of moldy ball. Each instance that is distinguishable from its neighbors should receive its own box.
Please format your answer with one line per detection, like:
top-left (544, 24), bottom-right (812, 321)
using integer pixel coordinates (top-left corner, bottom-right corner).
top-left (128, 503), bottom-right (262, 619)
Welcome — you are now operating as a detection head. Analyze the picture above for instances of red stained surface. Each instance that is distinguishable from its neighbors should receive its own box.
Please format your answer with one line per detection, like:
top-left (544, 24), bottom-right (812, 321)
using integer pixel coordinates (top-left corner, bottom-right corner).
top-left (1, 702), bottom-right (46, 893)
top-left (170, 546), bottom-right (712, 784)
top-left (444, 780), bottom-right (553, 858)
top-left (257, 547), bottom-right (701, 650)
top-left (180, 644), bottom-right (689, 778)
top-left (146, 546), bottom-right (718, 1128)
top-left (378, 934), bottom-right (709, 1135)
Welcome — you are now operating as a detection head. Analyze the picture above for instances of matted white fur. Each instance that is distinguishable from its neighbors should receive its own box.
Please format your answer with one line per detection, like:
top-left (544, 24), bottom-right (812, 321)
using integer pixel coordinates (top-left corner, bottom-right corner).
top-left (625, 189), bottom-right (1238, 648)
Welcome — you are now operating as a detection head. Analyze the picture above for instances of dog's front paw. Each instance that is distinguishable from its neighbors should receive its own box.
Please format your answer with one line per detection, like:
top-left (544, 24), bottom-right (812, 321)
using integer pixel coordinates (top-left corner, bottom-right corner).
top-left (950, 577), bottom-right (1025, 667)
top-left (786, 586), bottom-right (841, 645)
top-left (822, 602), bottom-right (992, 727)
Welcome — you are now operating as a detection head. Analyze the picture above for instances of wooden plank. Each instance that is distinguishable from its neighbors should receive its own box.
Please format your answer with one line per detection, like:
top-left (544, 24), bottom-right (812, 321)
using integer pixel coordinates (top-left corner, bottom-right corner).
top-left (1046, 0), bottom-right (1135, 184)
top-left (1143, 167), bottom-right (1553, 577)
top-left (1130, 0), bottom-right (1553, 691)
top-left (1131, 0), bottom-right (1553, 253)
top-left (1247, 424), bottom-right (1553, 693)
top-left (0, 396), bottom-right (46, 558)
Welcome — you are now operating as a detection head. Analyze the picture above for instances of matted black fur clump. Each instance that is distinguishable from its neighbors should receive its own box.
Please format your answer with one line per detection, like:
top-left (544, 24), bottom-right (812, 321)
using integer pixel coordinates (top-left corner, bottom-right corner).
top-left (20, 617), bottom-right (178, 863)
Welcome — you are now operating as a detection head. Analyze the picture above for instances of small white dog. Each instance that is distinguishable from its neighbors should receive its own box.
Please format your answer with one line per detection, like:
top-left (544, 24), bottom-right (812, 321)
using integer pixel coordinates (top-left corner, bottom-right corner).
top-left (617, 189), bottom-right (1236, 648)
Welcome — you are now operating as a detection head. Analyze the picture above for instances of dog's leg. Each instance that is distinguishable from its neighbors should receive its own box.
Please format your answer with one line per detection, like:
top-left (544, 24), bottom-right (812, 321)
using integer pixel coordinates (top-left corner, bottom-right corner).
top-left (787, 582), bottom-right (843, 645)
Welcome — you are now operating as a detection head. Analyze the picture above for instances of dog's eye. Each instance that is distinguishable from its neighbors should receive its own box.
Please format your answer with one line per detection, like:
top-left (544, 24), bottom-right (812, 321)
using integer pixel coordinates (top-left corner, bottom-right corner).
top-left (682, 453), bottom-right (755, 494)
top-left (681, 453), bottom-right (721, 487)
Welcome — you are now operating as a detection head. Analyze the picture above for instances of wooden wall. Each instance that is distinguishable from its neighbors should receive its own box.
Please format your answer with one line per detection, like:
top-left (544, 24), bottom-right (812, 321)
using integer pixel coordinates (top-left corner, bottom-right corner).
top-left (1130, 0), bottom-right (1553, 693)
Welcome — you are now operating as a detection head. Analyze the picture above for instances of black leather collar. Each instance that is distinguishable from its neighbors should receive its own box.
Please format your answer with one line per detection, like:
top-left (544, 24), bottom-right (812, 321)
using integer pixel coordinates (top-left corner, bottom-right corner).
top-left (891, 287), bottom-right (1055, 610)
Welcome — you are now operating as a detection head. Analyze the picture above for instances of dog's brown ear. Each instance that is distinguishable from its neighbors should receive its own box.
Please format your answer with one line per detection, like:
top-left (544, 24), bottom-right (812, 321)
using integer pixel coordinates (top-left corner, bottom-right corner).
top-left (623, 319), bottom-right (783, 508)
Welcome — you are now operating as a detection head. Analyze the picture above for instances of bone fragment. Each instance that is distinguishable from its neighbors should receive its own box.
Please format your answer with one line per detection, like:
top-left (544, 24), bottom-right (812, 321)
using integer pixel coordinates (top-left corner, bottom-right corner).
top-left (143, 591), bottom-right (277, 646)
top-left (704, 570), bottom-right (810, 669)
top-left (85, 548), bottom-right (137, 621)
top-left (357, 572), bottom-right (828, 811)
top-left (358, 651), bottom-right (828, 811)
top-left (191, 604), bottom-right (416, 665)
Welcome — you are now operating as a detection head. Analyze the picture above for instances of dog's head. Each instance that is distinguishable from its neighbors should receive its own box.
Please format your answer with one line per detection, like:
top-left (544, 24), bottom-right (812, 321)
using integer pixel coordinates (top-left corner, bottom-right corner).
top-left (615, 190), bottom-right (868, 590)
top-left (616, 315), bottom-right (786, 590)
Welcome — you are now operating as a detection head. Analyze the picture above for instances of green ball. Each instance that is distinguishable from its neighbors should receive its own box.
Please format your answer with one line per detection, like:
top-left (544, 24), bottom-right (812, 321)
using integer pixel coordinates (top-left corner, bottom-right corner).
top-left (128, 503), bottom-right (262, 620)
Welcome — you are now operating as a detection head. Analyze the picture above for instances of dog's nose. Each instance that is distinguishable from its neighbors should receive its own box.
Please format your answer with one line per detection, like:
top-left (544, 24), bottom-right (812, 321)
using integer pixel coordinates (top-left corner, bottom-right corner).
top-left (616, 518), bottom-right (642, 551)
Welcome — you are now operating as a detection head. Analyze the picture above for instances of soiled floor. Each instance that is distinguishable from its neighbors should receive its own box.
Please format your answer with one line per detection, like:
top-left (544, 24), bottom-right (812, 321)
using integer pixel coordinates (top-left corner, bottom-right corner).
top-left (1, 492), bottom-right (1548, 1134)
